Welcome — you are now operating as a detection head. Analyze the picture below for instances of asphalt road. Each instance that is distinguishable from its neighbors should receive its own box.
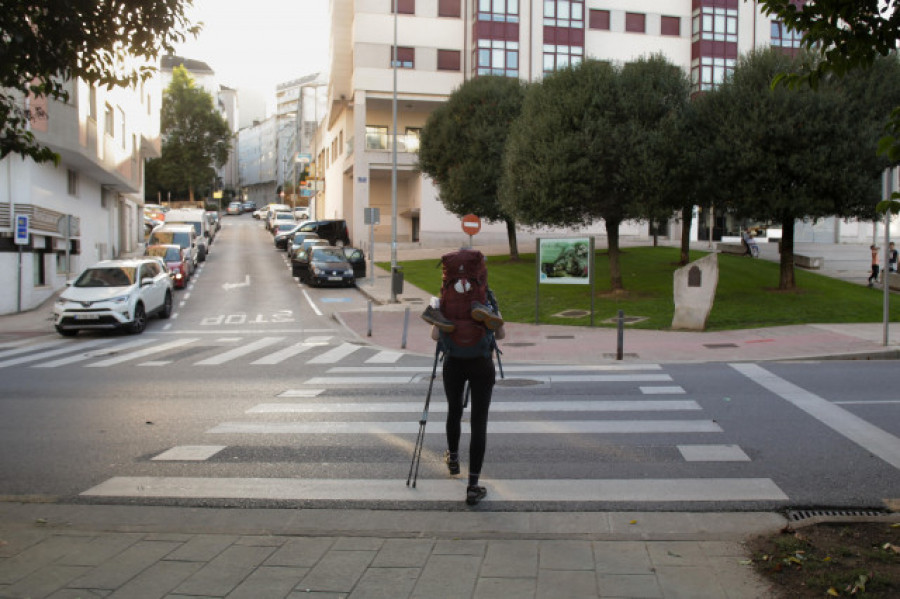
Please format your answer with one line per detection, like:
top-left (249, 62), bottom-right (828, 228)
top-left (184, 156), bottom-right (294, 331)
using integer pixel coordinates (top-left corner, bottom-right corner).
top-left (0, 215), bottom-right (898, 512)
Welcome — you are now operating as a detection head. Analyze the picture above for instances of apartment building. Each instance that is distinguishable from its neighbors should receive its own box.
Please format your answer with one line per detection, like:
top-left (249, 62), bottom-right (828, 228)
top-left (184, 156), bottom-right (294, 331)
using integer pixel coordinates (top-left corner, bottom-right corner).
top-left (0, 72), bottom-right (161, 314)
top-left (316, 0), bottom-right (880, 249)
top-left (237, 118), bottom-right (278, 207)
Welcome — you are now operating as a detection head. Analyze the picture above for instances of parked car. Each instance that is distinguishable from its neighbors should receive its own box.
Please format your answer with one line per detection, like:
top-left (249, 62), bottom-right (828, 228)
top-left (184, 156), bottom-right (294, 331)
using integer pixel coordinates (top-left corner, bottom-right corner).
top-left (273, 223), bottom-right (305, 249)
top-left (294, 208), bottom-right (309, 220)
top-left (53, 258), bottom-right (174, 336)
top-left (147, 223), bottom-right (198, 270)
top-left (343, 246), bottom-right (366, 279)
top-left (291, 238), bottom-right (330, 277)
top-left (295, 246), bottom-right (356, 287)
top-left (296, 219), bottom-right (351, 246)
top-left (252, 207), bottom-right (265, 219)
top-left (264, 204), bottom-right (292, 231)
top-left (241, 200), bottom-right (256, 213)
top-left (145, 244), bottom-right (190, 289)
top-left (286, 231), bottom-right (321, 255)
top-left (269, 211), bottom-right (296, 233)
top-left (165, 208), bottom-right (210, 260)
top-left (226, 201), bottom-right (242, 215)
top-left (272, 223), bottom-right (302, 247)
top-left (204, 211), bottom-right (220, 241)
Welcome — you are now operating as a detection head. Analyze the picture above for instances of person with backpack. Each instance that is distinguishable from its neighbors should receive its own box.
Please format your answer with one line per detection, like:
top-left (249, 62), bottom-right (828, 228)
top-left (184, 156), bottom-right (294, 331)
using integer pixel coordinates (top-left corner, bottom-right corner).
top-left (420, 249), bottom-right (504, 505)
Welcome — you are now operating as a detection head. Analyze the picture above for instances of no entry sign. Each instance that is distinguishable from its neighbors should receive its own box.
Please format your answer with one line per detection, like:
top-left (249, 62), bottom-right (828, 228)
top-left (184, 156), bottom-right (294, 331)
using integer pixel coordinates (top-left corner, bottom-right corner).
top-left (461, 214), bottom-right (481, 235)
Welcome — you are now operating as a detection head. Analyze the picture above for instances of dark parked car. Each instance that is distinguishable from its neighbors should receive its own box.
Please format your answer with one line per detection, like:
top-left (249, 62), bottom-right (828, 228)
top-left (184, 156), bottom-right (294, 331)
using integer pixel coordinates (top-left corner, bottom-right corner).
top-left (295, 246), bottom-right (356, 287)
top-left (296, 219), bottom-right (350, 246)
top-left (273, 223), bottom-right (304, 249)
top-left (286, 231), bottom-right (321, 255)
top-left (291, 238), bottom-right (330, 278)
top-left (241, 200), bottom-right (256, 213)
top-left (343, 247), bottom-right (366, 279)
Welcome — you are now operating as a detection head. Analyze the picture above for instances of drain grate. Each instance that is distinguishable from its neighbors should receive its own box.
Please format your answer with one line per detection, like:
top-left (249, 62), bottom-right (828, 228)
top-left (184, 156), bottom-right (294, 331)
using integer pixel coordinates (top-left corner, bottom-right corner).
top-left (602, 353), bottom-right (639, 358)
top-left (704, 343), bottom-right (739, 349)
top-left (503, 342), bottom-right (536, 347)
top-left (546, 335), bottom-right (575, 339)
top-left (788, 508), bottom-right (891, 522)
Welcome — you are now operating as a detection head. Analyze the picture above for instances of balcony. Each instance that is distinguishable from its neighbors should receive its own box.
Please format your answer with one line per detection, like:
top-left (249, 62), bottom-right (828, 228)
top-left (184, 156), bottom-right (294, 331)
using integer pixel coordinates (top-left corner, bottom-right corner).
top-left (364, 130), bottom-right (420, 153)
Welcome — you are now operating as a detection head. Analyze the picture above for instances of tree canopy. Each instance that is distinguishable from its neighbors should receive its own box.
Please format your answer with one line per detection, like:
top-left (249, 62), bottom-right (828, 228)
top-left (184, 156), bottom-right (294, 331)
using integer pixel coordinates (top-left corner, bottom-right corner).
top-left (417, 76), bottom-right (526, 258)
top-left (1, 0), bottom-right (199, 164)
top-left (145, 65), bottom-right (231, 203)
top-left (707, 49), bottom-right (900, 289)
top-left (501, 56), bottom-right (688, 291)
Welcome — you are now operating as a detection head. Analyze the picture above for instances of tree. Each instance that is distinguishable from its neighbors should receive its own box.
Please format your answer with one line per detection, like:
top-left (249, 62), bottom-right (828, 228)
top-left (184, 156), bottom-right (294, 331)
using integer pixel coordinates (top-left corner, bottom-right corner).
top-left (1, 0), bottom-right (199, 164)
top-left (501, 57), bottom-right (687, 291)
top-left (418, 76), bottom-right (526, 259)
top-left (707, 49), bottom-right (900, 289)
top-left (759, 1), bottom-right (900, 164)
top-left (146, 66), bottom-right (231, 203)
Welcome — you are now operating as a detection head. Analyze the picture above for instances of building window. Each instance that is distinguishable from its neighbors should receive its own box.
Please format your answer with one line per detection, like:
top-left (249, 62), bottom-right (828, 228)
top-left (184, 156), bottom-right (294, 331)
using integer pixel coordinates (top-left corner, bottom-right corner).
top-left (476, 39), bottom-right (519, 77)
top-left (476, 0), bottom-right (519, 23)
top-left (67, 169), bottom-right (78, 196)
top-left (543, 44), bottom-right (583, 74)
top-left (393, 0), bottom-right (414, 14)
top-left (88, 86), bottom-right (97, 120)
top-left (391, 46), bottom-right (415, 68)
top-left (691, 56), bottom-right (735, 92)
top-left (661, 15), bottom-right (680, 36)
top-left (771, 20), bottom-right (802, 48)
top-left (366, 126), bottom-right (389, 150)
top-left (625, 12), bottom-right (646, 33)
top-left (104, 103), bottom-right (114, 136)
top-left (339, 130), bottom-right (343, 155)
top-left (438, 49), bottom-right (461, 71)
top-left (33, 252), bottom-right (46, 286)
top-left (589, 9), bottom-right (610, 30)
top-left (543, 0), bottom-right (583, 28)
top-left (438, 0), bottom-right (460, 17)
top-left (692, 5), bottom-right (738, 43)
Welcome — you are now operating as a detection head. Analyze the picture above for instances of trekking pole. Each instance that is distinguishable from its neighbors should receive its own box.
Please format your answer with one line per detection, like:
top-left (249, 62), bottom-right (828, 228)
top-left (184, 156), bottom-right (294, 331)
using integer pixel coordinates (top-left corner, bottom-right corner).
top-left (407, 343), bottom-right (442, 488)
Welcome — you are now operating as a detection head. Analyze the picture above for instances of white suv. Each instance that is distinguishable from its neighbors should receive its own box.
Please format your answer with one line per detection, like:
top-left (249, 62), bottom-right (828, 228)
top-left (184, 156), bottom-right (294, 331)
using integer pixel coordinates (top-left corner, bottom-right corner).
top-left (53, 259), bottom-right (174, 336)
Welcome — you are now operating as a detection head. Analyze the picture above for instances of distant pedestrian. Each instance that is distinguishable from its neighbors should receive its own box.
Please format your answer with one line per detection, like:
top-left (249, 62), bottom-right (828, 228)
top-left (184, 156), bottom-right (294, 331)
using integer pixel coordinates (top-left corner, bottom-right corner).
top-left (889, 242), bottom-right (898, 273)
top-left (868, 245), bottom-right (880, 287)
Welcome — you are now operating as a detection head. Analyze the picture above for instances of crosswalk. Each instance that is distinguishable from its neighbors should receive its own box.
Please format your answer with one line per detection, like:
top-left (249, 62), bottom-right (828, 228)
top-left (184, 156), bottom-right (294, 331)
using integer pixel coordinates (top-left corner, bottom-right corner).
top-left (0, 334), bottom-right (404, 369)
top-left (79, 361), bottom-right (791, 506)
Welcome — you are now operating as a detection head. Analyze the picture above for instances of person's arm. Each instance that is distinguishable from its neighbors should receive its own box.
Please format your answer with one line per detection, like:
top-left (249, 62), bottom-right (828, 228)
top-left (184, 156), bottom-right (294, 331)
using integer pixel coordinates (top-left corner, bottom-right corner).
top-left (431, 325), bottom-right (439, 341)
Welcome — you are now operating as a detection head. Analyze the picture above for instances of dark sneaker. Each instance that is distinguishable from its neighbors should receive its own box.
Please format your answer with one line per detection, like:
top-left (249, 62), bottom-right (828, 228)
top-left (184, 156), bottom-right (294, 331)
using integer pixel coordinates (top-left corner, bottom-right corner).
top-left (466, 485), bottom-right (487, 505)
top-left (444, 450), bottom-right (459, 476)
top-left (471, 301), bottom-right (504, 330)
top-left (421, 305), bottom-right (455, 332)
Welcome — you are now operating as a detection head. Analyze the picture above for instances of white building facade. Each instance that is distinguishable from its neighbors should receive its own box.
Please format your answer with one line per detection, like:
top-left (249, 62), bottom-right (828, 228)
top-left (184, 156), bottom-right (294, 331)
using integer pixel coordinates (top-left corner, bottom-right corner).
top-left (237, 118), bottom-right (278, 207)
top-left (0, 73), bottom-right (161, 314)
top-left (316, 0), bottom-right (884, 249)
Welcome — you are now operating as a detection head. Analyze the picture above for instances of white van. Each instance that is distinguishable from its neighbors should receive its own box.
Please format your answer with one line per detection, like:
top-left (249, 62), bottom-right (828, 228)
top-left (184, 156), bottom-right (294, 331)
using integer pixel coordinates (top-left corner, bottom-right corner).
top-left (165, 208), bottom-right (210, 261)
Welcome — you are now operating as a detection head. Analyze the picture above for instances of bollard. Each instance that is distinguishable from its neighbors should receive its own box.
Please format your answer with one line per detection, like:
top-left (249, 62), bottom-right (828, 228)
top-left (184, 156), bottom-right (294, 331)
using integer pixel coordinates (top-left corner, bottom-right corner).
top-left (616, 309), bottom-right (624, 361)
top-left (367, 301), bottom-right (373, 337)
top-left (401, 306), bottom-right (410, 349)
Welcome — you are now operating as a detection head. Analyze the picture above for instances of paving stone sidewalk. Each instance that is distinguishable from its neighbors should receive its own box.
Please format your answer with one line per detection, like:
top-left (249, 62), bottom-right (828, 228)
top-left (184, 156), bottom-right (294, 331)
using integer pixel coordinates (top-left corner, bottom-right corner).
top-left (0, 504), bottom-right (784, 598)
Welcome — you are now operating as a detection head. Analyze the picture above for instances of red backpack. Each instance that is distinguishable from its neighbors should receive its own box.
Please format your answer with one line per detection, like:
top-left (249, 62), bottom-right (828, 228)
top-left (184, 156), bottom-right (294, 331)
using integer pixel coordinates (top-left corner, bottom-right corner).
top-left (439, 249), bottom-right (494, 358)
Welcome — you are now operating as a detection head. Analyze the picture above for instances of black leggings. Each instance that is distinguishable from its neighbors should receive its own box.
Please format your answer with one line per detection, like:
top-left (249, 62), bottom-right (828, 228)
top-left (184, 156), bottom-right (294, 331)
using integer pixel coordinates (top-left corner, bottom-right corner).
top-left (443, 354), bottom-right (495, 476)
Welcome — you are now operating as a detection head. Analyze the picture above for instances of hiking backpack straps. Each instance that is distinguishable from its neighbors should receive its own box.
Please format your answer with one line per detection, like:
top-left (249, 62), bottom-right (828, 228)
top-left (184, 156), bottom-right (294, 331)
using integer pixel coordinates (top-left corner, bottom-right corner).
top-left (438, 249), bottom-right (494, 359)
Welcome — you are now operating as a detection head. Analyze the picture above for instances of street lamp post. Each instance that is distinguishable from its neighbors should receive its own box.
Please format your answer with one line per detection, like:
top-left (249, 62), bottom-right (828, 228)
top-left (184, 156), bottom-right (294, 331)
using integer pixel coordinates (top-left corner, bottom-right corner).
top-left (390, 0), bottom-right (399, 303)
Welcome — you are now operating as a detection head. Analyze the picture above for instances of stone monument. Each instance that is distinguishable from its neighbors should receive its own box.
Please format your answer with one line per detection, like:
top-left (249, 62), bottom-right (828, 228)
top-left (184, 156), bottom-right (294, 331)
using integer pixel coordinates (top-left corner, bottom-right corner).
top-left (671, 253), bottom-right (718, 330)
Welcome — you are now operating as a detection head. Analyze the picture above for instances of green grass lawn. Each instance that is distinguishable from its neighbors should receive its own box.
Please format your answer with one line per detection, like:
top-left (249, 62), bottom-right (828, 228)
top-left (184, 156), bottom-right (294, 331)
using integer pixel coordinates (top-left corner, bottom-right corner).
top-left (380, 246), bottom-right (900, 330)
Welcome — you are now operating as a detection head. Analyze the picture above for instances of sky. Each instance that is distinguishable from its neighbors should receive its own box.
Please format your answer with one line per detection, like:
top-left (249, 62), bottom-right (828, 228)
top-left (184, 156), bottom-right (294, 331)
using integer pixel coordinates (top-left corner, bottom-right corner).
top-left (172, 0), bottom-right (330, 122)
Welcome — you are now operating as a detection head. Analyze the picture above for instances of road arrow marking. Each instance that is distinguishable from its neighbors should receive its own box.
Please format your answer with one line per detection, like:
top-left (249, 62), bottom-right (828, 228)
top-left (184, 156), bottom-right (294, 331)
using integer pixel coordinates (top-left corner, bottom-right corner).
top-left (223, 275), bottom-right (250, 290)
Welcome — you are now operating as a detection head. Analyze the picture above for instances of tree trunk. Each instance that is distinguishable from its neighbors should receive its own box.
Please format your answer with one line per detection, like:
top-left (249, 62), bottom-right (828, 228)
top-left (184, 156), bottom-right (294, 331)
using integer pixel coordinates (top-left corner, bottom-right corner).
top-left (505, 218), bottom-right (519, 260)
top-left (778, 214), bottom-right (796, 290)
top-left (605, 218), bottom-right (624, 291)
top-left (679, 205), bottom-right (693, 266)
top-left (189, 186), bottom-right (195, 204)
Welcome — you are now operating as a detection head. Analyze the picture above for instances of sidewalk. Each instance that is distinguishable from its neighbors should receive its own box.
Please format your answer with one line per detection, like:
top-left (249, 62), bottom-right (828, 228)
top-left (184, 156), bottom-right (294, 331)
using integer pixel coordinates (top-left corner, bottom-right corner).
top-left (0, 502), bottom-right (786, 598)
top-left (0, 241), bottom-right (895, 598)
top-left (340, 241), bottom-right (900, 364)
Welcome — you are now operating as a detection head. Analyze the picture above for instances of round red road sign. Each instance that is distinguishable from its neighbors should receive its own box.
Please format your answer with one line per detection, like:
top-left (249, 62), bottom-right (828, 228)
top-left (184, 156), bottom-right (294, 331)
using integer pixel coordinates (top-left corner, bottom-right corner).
top-left (461, 214), bottom-right (482, 235)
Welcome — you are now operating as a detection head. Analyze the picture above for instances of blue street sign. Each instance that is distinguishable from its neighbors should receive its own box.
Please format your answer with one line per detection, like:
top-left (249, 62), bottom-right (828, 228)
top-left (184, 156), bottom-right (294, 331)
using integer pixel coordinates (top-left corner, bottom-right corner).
top-left (14, 215), bottom-right (29, 245)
